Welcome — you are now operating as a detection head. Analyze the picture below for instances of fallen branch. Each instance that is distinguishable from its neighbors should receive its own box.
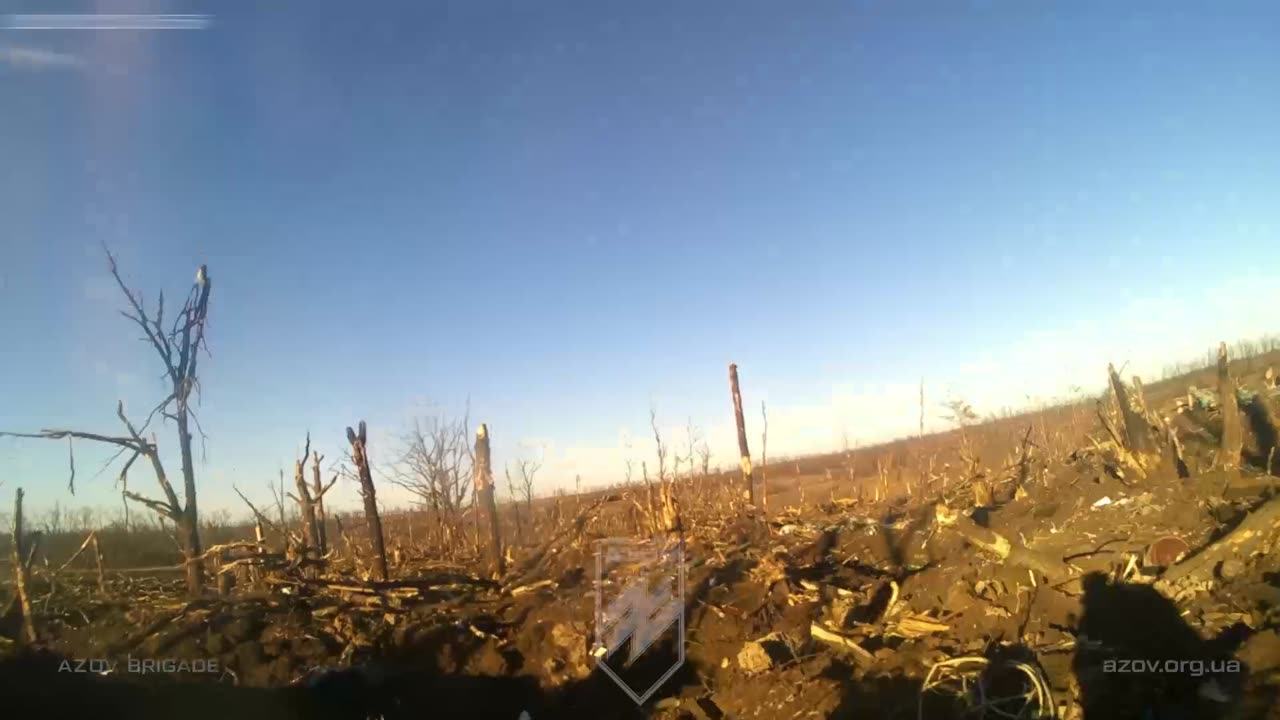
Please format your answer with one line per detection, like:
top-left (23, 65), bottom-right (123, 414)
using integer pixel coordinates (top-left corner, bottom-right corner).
top-left (53, 531), bottom-right (99, 574)
top-left (810, 622), bottom-right (874, 665)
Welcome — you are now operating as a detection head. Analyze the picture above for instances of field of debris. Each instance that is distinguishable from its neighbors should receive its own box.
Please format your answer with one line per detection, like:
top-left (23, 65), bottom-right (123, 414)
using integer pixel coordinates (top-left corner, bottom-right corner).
top-left (3, 344), bottom-right (1280, 720)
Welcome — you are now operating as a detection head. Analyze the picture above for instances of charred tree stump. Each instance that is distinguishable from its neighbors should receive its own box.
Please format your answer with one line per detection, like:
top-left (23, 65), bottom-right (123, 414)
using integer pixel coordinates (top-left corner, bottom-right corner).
top-left (729, 363), bottom-right (759, 506)
top-left (1218, 342), bottom-right (1243, 469)
top-left (346, 421), bottom-right (389, 582)
top-left (11, 488), bottom-right (37, 644)
top-left (474, 424), bottom-right (505, 577)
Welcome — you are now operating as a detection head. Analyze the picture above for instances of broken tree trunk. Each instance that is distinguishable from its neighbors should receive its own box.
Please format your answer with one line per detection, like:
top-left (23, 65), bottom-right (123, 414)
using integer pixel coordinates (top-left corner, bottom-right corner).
top-left (934, 503), bottom-right (1073, 581)
top-left (11, 488), bottom-right (36, 644)
top-left (1157, 492), bottom-right (1280, 588)
top-left (312, 451), bottom-right (329, 556)
top-left (729, 363), bottom-right (759, 506)
top-left (474, 424), bottom-right (505, 577)
top-left (292, 434), bottom-right (320, 569)
top-left (1218, 342), bottom-right (1243, 469)
top-left (346, 420), bottom-right (389, 581)
top-left (1108, 363), bottom-right (1156, 459)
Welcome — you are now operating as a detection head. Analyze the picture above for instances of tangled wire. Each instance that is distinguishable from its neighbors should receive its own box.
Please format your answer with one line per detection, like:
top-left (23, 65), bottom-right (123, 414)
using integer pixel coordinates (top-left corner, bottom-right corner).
top-left (919, 656), bottom-right (1056, 720)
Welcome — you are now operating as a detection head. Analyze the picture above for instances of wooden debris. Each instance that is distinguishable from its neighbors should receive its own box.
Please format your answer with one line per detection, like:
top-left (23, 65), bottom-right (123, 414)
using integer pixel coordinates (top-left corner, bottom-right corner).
top-left (1101, 364), bottom-right (1160, 481)
top-left (810, 622), bottom-right (874, 665)
top-left (889, 614), bottom-right (951, 638)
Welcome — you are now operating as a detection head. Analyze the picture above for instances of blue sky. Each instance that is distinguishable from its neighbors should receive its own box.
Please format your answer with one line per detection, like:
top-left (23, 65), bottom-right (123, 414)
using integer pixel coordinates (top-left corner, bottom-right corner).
top-left (1, 1), bottom-right (1278, 520)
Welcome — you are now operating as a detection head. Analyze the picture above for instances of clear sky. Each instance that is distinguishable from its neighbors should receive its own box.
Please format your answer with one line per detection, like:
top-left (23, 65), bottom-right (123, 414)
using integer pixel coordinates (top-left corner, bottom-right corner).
top-left (1, 1), bottom-right (1277, 520)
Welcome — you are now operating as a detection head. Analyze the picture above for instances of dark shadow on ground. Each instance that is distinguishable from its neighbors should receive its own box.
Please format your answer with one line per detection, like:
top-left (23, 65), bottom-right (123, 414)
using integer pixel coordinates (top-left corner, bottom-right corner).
top-left (0, 644), bottom-right (705, 720)
top-left (824, 659), bottom-right (922, 720)
top-left (1072, 572), bottom-right (1253, 720)
top-left (827, 643), bottom-right (1062, 720)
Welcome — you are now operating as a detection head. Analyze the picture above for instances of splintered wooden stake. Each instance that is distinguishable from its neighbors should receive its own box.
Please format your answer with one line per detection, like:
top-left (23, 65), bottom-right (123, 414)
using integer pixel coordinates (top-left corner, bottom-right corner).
top-left (474, 424), bottom-right (505, 577)
top-left (1218, 342), bottom-right (1243, 469)
top-left (92, 532), bottom-right (106, 594)
top-left (11, 488), bottom-right (37, 644)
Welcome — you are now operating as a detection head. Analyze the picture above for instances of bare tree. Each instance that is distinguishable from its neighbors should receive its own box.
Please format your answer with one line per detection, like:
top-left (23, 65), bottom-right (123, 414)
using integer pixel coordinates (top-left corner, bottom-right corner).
top-left (517, 458), bottom-right (540, 515)
top-left (387, 413), bottom-right (472, 548)
top-left (649, 407), bottom-right (679, 532)
top-left (1, 252), bottom-right (213, 595)
top-left (287, 433), bottom-right (336, 569)
top-left (941, 394), bottom-right (981, 480)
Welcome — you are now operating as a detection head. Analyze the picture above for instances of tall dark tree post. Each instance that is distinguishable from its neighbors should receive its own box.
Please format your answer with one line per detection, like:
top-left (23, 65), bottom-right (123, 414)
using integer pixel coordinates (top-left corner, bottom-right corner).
top-left (346, 421), bottom-right (389, 581)
top-left (728, 363), bottom-right (758, 506)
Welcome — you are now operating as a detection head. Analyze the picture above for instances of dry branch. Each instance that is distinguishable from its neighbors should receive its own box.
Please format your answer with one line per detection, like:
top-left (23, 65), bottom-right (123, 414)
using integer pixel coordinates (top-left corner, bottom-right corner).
top-left (54, 531), bottom-right (99, 574)
top-left (810, 623), bottom-right (874, 665)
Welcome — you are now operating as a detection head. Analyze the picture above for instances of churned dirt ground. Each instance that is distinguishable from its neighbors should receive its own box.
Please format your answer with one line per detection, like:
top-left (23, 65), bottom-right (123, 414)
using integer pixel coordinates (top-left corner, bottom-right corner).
top-left (3, 349), bottom-right (1280, 720)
